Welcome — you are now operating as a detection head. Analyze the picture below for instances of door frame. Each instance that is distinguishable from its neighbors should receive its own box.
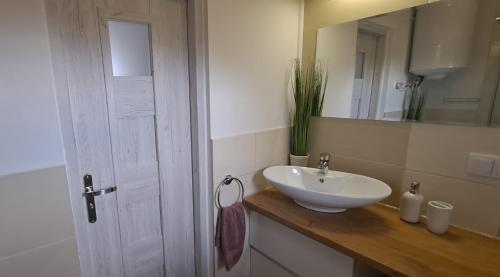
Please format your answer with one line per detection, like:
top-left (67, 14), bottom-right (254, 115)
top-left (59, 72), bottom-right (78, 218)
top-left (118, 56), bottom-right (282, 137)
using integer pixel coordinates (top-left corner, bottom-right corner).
top-left (187, 0), bottom-right (214, 276)
top-left (358, 21), bottom-right (390, 120)
top-left (44, 0), bottom-right (213, 276)
top-left (352, 31), bottom-right (378, 119)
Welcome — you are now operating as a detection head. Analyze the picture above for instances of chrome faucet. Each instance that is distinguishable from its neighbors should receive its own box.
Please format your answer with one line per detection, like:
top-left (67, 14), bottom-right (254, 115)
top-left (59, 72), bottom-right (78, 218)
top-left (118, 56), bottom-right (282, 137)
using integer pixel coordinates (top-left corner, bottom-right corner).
top-left (318, 153), bottom-right (330, 175)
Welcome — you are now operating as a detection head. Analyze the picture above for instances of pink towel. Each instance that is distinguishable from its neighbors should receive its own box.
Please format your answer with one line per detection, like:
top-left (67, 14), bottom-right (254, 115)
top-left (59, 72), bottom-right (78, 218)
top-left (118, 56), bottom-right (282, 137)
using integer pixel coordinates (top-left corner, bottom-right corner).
top-left (215, 202), bottom-right (246, 271)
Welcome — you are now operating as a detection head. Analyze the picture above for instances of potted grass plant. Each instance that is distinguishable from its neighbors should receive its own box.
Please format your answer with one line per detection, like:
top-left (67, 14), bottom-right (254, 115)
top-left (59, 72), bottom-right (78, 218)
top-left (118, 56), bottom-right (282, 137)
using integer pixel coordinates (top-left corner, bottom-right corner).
top-left (289, 59), bottom-right (327, 166)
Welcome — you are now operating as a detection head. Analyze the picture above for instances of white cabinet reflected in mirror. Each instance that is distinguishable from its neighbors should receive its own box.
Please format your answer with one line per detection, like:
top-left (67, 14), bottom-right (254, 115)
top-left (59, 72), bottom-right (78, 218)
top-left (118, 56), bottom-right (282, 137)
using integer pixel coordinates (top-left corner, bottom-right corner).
top-left (314, 0), bottom-right (500, 127)
top-left (108, 20), bottom-right (152, 77)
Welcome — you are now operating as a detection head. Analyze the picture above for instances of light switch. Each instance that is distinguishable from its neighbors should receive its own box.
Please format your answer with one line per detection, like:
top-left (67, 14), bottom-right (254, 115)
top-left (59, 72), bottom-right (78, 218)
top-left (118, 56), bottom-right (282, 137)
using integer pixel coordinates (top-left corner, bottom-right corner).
top-left (466, 153), bottom-right (495, 177)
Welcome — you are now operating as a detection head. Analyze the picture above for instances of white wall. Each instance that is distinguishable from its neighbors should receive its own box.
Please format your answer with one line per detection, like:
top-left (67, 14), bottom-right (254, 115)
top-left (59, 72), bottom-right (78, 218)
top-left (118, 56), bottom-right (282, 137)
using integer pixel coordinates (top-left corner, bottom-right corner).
top-left (208, 0), bottom-right (302, 139)
top-left (0, 0), bottom-right (64, 176)
top-left (316, 22), bottom-right (358, 118)
top-left (0, 4), bottom-right (79, 277)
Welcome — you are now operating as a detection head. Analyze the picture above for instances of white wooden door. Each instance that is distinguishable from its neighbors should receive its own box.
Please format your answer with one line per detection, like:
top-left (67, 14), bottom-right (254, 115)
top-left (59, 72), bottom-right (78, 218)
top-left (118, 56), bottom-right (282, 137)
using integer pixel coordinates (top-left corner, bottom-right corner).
top-left (351, 32), bottom-right (377, 119)
top-left (45, 1), bottom-right (195, 277)
top-left (99, 15), bottom-right (165, 277)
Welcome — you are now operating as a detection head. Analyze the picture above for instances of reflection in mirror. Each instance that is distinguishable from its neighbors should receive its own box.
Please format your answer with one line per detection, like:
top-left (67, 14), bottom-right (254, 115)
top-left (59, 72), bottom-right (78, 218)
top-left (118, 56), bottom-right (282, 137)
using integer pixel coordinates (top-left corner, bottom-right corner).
top-left (315, 0), bottom-right (500, 127)
top-left (108, 20), bottom-right (152, 77)
top-left (493, 91), bottom-right (500, 127)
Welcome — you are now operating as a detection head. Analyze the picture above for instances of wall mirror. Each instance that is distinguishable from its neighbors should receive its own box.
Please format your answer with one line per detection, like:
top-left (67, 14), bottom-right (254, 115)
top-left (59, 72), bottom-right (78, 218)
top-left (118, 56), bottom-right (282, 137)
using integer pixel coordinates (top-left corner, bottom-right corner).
top-left (308, 0), bottom-right (500, 127)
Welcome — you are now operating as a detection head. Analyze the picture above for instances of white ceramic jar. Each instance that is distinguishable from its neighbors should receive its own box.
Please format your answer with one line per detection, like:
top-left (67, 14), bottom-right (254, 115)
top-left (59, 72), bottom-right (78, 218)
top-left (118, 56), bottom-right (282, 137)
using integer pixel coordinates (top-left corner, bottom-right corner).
top-left (426, 200), bottom-right (454, 234)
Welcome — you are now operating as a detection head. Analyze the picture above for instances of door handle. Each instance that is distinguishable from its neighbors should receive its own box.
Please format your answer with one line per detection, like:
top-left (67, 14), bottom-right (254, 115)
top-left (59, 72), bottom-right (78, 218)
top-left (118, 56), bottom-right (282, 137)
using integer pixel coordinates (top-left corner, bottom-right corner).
top-left (82, 174), bottom-right (117, 223)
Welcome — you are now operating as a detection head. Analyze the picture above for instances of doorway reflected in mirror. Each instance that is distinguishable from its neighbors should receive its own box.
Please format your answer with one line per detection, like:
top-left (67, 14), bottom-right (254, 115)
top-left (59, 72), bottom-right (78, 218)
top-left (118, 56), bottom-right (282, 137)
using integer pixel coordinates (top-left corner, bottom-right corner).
top-left (313, 0), bottom-right (500, 127)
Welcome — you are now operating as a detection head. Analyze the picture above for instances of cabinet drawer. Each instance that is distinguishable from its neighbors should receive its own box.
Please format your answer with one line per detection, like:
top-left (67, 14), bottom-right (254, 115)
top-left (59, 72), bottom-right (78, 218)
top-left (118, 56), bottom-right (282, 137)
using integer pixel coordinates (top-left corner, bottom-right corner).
top-left (250, 211), bottom-right (354, 277)
top-left (250, 248), bottom-right (296, 277)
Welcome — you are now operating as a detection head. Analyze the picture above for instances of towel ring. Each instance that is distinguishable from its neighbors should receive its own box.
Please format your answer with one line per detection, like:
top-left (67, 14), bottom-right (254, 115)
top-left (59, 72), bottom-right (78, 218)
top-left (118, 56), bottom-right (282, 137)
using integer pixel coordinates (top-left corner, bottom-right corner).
top-left (215, 175), bottom-right (245, 209)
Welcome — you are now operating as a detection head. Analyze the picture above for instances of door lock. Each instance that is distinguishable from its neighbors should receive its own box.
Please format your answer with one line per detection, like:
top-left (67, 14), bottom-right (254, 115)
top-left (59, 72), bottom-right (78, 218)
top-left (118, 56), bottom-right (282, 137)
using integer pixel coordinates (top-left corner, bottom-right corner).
top-left (83, 174), bottom-right (117, 223)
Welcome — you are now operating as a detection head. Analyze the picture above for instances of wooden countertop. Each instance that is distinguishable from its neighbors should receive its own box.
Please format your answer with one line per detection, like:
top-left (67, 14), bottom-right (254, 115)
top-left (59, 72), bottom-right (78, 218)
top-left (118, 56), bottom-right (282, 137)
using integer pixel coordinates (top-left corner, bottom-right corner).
top-left (243, 189), bottom-right (500, 277)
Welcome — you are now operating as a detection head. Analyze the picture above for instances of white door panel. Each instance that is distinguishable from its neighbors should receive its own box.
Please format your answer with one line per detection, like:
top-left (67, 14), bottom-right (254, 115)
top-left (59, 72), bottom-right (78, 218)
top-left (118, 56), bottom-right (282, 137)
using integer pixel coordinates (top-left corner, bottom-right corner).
top-left (100, 17), bottom-right (165, 273)
top-left (45, 0), bottom-right (125, 276)
top-left (45, 0), bottom-right (195, 276)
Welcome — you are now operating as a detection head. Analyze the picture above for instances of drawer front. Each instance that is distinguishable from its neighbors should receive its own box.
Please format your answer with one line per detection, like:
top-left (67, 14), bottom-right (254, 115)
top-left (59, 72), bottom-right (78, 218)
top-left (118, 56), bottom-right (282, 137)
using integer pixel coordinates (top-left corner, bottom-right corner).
top-left (250, 211), bottom-right (354, 277)
top-left (250, 248), bottom-right (296, 277)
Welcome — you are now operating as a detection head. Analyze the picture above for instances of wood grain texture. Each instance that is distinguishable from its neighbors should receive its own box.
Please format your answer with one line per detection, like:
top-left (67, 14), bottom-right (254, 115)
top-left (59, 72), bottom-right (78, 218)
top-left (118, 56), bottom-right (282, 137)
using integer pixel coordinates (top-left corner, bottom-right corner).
top-left (151, 0), bottom-right (196, 276)
top-left (244, 189), bottom-right (500, 277)
top-left (45, 1), bottom-right (125, 276)
top-left (99, 10), bottom-right (165, 276)
top-left (100, 0), bottom-right (151, 16)
top-left (113, 77), bottom-right (155, 118)
top-left (47, 0), bottom-right (196, 276)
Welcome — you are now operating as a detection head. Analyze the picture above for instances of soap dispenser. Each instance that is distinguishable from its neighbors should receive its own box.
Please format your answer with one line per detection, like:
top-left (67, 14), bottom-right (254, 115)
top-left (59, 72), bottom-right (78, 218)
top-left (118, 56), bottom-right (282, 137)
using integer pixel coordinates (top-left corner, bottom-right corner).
top-left (400, 181), bottom-right (424, 223)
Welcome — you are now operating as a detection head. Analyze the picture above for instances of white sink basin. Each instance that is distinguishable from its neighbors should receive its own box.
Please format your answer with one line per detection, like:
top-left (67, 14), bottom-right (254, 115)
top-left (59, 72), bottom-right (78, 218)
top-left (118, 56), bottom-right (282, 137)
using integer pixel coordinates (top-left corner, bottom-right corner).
top-left (263, 166), bottom-right (392, 213)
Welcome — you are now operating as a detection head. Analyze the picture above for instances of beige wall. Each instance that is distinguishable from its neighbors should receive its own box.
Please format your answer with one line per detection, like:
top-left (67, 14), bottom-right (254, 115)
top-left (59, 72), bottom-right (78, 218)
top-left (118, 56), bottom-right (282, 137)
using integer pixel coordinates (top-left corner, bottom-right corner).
top-left (0, 167), bottom-right (80, 277)
top-left (302, 0), bottom-right (434, 64)
top-left (212, 128), bottom-right (289, 277)
top-left (208, 0), bottom-right (302, 139)
top-left (309, 117), bottom-right (500, 237)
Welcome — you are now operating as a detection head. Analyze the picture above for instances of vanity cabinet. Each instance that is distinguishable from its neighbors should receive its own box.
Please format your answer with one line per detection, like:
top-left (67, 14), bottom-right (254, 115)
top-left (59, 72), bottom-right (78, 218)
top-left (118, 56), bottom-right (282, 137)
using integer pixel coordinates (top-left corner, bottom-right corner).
top-left (245, 190), bottom-right (500, 277)
top-left (250, 211), bottom-right (364, 277)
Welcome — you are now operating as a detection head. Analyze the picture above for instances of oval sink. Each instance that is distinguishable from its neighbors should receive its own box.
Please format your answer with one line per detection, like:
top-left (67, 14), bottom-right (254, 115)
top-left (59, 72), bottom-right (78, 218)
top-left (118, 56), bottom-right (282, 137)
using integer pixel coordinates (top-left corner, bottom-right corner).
top-left (263, 166), bottom-right (392, 213)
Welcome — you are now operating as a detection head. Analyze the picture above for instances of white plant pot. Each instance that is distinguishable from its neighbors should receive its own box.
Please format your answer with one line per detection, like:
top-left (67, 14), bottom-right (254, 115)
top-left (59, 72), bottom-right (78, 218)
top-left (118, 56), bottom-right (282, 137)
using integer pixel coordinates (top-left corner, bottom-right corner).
top-left (289, 153), bottom-right (309, 167)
